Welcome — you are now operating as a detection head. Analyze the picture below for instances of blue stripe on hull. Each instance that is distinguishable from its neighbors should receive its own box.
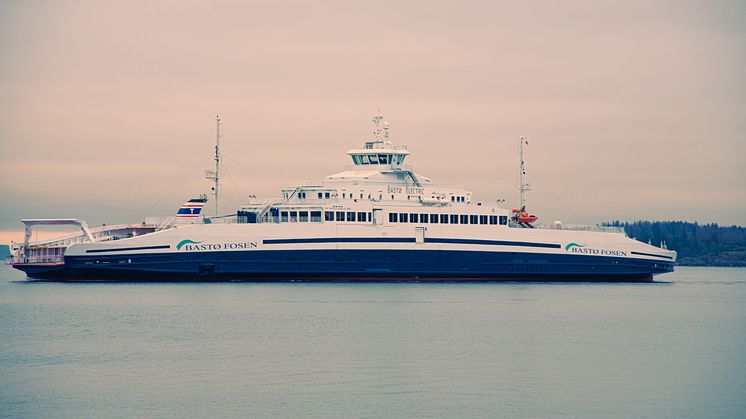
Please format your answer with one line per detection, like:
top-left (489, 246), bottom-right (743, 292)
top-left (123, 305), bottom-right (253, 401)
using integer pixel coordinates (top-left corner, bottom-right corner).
top-left (38, 249), bottom-right (676, 281)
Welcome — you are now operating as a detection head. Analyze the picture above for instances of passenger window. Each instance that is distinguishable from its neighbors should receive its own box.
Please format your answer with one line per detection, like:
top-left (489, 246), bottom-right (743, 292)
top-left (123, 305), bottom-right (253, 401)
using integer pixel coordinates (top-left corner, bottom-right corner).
top-left (290, 211), bottom-right (298, 222)
top-left (489, 215), bottom-right (498, 225)
top-left (324, 211), bottom-right (333, 221)
top-left (421, 214), bottom-right (429, 223)
top-left (389, 213), bottom-right (398, 222)
top-left (399, 213), bottom-right (408, 223)
top-left (450, 214), bottom-right (458, 224)
top-left (470, 215), bottom-right (478, 224)
top-left (311, 211), bottom-right (321, 222)
top-left (479, 215), bottom-right (488, 224)
top-left (325, 192), bottom-right (330, 199)
top-left (299, 211), bottom-right (309, 222)
top-left (500, 216), bottom-right (508, 225)
top-left (440, 214), bottom-right (448, 224)
top-left (460, 215), bottom-right (468, 224)
top-left (336, 212), bottom-right (345, 221)
top-left (410, 213), bottom-right (419, 223)
top-left (357, 212), bottom-right (367, 222)
top-left (281, 211), bottom-right (289, 222)
top-left (430, 214), bottom-right (438, 223)
top-left (347, 212), bottom-right (355, 222)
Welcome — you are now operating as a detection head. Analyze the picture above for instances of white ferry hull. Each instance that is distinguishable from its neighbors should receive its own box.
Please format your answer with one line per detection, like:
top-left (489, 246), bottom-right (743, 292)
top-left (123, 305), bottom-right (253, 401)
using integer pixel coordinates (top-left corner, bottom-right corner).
top-left (19, 223), bottom-right (675, 282)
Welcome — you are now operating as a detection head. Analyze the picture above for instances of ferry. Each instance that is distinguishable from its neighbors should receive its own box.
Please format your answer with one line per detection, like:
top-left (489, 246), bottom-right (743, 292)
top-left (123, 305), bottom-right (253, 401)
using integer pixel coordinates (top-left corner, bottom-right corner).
top-left (10, 114), bottom-right (676, 281)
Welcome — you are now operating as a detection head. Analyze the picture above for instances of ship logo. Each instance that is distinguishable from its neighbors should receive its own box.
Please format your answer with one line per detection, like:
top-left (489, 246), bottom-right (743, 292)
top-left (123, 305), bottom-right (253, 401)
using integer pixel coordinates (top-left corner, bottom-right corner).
top-left (565, 242), bottom-right (586, 251)
top-left (177, 239), bottom-right (202, 250)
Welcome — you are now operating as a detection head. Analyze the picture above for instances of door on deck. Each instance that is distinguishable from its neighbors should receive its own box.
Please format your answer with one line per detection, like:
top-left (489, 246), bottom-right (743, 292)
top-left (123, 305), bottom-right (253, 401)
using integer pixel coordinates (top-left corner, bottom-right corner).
top-left (373, 209), bottom-right (384, 225)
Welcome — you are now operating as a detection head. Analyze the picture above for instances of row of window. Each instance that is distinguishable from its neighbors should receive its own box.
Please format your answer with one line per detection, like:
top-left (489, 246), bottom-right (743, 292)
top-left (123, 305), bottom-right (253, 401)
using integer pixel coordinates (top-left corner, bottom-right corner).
top-left (388, 213), bottom-right (508, 225)
top-left (292, 191), bottom-right (468, 203)
top-left (240, 210), bottom-right (507, 225)
top-left (351, 154), bottom-right (407, 165)
top-left (324, 211), bottom-right (371, 222)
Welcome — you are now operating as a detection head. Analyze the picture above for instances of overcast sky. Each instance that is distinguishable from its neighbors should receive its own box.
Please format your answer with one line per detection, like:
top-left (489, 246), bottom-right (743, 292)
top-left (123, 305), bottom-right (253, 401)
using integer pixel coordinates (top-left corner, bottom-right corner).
top-left (1, 0), bottom-right (744, 242)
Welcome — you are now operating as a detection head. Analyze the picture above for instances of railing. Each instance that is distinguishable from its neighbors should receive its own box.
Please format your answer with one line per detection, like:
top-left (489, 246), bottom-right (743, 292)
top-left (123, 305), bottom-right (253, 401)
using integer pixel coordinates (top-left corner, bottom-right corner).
top-left (12, 254), bottom-right (64, 264)
top-left (536, 223), bottom-right (625, 234)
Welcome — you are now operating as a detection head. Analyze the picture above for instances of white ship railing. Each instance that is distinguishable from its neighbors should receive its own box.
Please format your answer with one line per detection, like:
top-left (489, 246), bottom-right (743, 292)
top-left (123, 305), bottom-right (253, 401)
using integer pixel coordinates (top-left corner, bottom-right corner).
top-left (535, 224), bottom-right (626, 234)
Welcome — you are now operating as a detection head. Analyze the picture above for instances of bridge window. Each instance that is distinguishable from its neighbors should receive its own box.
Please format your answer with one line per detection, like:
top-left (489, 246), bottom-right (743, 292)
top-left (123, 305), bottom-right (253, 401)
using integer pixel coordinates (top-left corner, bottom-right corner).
top-left (389, 213), bottom-right (398, 223)
top-left (489, 215), bottom-right (498, 225)
top-left (479, 215), bottom-right (488, 225)
top-left (378, 154), bottom-right (388, 164)
top-left (460, 215), bottom-right (468, 224)
top-left (399, 213), bottom-right (408, 223)
top-left (410, 213), bottom-right (419, 223)
top-left (360, 154), bottom-right (370, 164)
top-left (440, 214), bottom-right (448, 224)
top-left (300, 211), bottom-right (309, 222)
top-left (499, 216), bottom-right (508, 225)
top-left (347, 212), bottom-right (355, 222)
top-left (369, 154), bottom-right (379, 164)
top-left (470, 215), bottom-right (478, 224)
top-left (450, 214), bottom-right (458, 224)
top-left (430, 214), bottom-right (438, 223)
top-left (336, 211), bottom-right (345, 221)
top-left (420, 213), bottom-right (429, 223)
top-left (397, 155), bottom-right (406, 164)
top-left (325, 211), bottom-right (334, 221)
top-left (357, 212), bottom-right (367, 222)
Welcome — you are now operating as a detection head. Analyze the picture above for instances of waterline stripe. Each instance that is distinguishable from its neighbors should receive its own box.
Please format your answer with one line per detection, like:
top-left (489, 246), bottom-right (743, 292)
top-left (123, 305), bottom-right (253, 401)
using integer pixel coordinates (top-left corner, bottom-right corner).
top-left (263, 237), bottom-right (416, 245)
top-left (630, 251), bottom-right (674, 260)
top-left (86, 245), bottom-right (171, 254)
top-left (425, 238), bottom-right (561, 249)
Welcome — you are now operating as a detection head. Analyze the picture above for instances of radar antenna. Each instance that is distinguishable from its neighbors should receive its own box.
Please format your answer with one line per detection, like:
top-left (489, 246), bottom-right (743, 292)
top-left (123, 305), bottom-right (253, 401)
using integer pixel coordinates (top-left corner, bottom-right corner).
top-left (372, 110), bottom-right (383, 140)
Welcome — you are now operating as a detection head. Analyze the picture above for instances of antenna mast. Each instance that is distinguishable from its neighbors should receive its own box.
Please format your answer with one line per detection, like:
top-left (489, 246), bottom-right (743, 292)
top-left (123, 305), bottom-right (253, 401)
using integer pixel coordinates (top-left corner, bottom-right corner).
top-left (519, 136), bottom-right (530, 210)
top-left (205, 115), bottom-right (222, 216)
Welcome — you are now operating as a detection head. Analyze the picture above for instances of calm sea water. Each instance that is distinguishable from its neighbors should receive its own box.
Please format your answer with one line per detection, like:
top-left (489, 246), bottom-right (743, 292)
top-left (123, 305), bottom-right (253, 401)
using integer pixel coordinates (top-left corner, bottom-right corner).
top-left (1, 265), bottom-right (744, 418)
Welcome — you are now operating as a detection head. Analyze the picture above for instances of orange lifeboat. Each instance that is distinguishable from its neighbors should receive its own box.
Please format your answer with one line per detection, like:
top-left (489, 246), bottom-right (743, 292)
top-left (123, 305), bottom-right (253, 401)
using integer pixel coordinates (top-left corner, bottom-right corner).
top-left (512, 208), bottom-right (538, 224)
top-left (517, 212), bottom-right (538, 224)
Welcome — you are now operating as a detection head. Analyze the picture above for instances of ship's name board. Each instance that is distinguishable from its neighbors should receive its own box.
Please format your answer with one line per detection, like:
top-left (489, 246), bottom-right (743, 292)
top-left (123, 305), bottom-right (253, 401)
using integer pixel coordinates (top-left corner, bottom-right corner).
top-left (177, 240), bottom-right (258, 251)
top-left (565, 243), bottom-right (627, 257)
top-left (387, 185), bottom-right (424, 195)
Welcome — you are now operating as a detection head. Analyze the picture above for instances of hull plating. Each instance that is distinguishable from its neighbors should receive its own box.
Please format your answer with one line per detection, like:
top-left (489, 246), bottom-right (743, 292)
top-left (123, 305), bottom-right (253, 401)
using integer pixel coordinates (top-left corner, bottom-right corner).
top-left (20, 249), bottom-right (672, 282)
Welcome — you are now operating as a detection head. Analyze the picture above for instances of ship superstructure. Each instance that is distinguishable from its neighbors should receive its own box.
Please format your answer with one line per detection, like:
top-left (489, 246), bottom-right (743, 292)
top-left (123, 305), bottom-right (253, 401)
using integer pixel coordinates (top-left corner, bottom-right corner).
top-left (10, 114), bottom-right (676, 281)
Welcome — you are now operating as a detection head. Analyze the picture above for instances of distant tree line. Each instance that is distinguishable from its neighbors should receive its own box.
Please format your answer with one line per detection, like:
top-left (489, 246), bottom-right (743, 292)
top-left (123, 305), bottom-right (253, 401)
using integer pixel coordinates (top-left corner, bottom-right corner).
top-left (604, 221), bottom-right (746, 267)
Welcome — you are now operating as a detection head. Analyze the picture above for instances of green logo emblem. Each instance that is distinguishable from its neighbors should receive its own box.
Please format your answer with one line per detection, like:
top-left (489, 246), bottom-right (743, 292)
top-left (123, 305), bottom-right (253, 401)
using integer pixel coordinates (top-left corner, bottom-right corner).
top-left (176, 239), bottom-right (202, 250)
top-left (565, 242), bottom-right (585, 251)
